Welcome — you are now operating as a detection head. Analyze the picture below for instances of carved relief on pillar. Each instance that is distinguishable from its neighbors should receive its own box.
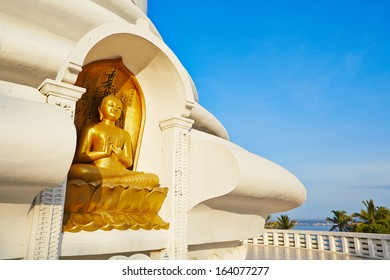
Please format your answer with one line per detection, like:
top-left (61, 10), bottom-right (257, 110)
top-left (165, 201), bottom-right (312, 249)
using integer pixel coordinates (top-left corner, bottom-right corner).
top-left (63, 58), bottom-right (169, 232)
top-left (30, 186), bottom-right (66, 259)
top-left (160, 116), bottom-right (194, 260)
top-left (173, 129), bottom-right (190, 259)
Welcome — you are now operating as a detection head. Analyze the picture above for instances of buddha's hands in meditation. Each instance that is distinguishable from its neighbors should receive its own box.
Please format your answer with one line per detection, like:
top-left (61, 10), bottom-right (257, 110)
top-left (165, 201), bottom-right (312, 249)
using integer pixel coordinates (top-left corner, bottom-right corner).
top-left (102, 136), bottom-right (113, 157)
top-left (109, 139), bottom-right (128, 166)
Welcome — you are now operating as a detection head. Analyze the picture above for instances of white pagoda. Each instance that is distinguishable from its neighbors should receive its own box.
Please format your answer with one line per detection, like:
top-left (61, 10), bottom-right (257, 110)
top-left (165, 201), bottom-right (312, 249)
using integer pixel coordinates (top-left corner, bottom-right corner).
top-left (0, 0), bottom-right (306, 260)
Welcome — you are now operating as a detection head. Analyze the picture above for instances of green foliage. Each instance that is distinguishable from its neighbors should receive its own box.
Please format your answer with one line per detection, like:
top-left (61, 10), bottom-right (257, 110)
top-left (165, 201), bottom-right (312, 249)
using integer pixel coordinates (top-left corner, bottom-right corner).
top-left (327, 199), bottom-right (390, 234)
top-left (325, 210), bottom-right (353, 232)
top-left (355, 223), bottom-right (390, 234)
top-left (276, 214), bottom-right (297, 229)
top-left (263, 214), bottom-right (296, 229)
top-left (265, 221), bottom-right (279, 229)
top-left (352, 199), bottom-right (390, 225)
top-left (264, 215), bottom-right (279, 229)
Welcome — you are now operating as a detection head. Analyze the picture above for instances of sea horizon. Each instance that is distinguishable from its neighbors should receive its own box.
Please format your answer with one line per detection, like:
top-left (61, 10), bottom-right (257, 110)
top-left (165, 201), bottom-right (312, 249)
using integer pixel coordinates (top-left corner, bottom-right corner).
top-left (267, 219), bottom-right (333, 231)
top-left (295, 219), bottom-right (332, 231)
top-left (294, 224), bottom-right (332, 231)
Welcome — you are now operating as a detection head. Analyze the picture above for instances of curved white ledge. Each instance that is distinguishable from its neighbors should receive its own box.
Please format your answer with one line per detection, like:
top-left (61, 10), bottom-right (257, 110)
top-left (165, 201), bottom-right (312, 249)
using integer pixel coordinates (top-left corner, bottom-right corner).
top-left (0, 0), bottom-right (158, 42)
top-left (0, 0), bottom-right (160, 87)
top-left (0, 88), bottom-right (76, 201)
top-left (188, 130), bottom-right (306, 214)
top-left (91, 0), bottom-right (159, 36)
top-left (0, 24), bottom-right (73, 88)
top-left (189, 102), bottom-right (230, 140)
top-left (188, 204), bottom-right (263, 245)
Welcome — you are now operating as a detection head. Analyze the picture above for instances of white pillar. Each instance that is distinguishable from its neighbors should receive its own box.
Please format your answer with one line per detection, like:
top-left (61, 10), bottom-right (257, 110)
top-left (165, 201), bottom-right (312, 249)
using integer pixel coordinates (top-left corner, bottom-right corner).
top-left (263, 232), bottom-right (269, 246)
top-left (367, 239), bottom-right (376, 258)
top-left (283, 232), bottom-right (289, 247)
top-left (341, 237), bottom-right (349, 254)
top-left (318, 235), bottom-right (324, 251)
top-left (353, 237), bottom-right (362, 256)
top-left (381, 239), bottom-right (389, 259)
top-left (160, 116), bottom-right (194, 260)
top-left (305, 234), bottom-right (312, 249)
top-left (273, 232), bottom-right (279, 246)
top-left (26, 79), bottom-right (85, 259)
top-left (329, 235), bottom-right (336, 253)
top-left (294, 233), bottom-right (301, 248)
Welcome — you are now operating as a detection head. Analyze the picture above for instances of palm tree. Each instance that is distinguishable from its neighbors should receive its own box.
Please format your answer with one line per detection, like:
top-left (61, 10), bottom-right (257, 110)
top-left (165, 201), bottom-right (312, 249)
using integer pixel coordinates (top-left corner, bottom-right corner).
top-left (264, 215), bottom-right (278, 229)
top-left (326, 210), bottom-right (352, 232)
top-left (276, 214), bottom-right (296, 229)
top-left (352, 199), bottom-right (390, 225)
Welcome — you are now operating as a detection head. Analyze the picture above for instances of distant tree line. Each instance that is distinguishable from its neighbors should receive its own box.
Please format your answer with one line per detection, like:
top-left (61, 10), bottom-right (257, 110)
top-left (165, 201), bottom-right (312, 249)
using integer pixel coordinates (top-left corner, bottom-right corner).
top-left (265, 199), bottom-right (390, 234)
top-left (325, 199), bottom-right (390, 234)
top-left (265, 214), bottom-right (296, 230)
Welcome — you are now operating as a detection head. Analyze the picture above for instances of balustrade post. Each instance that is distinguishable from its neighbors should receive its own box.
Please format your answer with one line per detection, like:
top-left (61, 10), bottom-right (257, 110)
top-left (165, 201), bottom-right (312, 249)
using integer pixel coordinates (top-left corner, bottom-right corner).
top-left (353, 237), bottom-right (361, 256)
top-left (305, 234), bottom-right (312, 249)
top-left (381, 239), bottom-right (389, 259)
top-left (263, 232), bottom-right (269, 246)
top-left (318, 234), bottom-right (324, 251)
top-left (341, 237), bottom-right (349, 254)
top-left (367, 239), bottom-right (376, 258)
top-left (283, 232), bottom-right (289, 247)
top-left (294, 233), bottom-right (301, 248)
top-left (273, 232), bottom-right (279, 246)
top-left (329, 235), bottom-right (336, 253)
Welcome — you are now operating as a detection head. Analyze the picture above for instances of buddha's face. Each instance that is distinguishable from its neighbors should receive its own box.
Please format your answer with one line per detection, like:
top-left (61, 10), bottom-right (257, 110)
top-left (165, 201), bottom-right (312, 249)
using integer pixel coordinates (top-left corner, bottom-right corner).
top-left (100, 95), bottom-right (123, 121)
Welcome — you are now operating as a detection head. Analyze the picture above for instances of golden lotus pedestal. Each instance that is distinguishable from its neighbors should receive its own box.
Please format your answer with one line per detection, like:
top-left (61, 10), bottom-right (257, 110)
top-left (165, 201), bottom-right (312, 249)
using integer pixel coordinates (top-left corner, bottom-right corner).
top-left (63, 180), bottom-right (169, 232)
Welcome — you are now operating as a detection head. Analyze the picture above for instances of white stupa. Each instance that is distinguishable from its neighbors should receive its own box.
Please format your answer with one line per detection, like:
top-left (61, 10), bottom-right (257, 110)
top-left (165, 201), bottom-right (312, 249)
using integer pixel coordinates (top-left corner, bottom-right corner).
top-left (0, 0), bottom-right (306, 260)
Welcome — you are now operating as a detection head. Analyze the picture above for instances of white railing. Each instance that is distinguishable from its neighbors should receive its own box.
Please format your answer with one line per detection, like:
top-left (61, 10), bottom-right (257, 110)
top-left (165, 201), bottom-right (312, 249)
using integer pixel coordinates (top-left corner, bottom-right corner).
top-left (244, 229), bottom-right (390, 260)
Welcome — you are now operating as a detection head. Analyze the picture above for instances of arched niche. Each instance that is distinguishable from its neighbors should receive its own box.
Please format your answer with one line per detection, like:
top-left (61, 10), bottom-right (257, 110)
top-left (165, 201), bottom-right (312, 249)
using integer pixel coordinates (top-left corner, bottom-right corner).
top-left (63, 58), bottom-right (170, 232)
top-left (61, 27), bottom-right (181, 233)
top-left (56, 23), bottom-right (196, 122)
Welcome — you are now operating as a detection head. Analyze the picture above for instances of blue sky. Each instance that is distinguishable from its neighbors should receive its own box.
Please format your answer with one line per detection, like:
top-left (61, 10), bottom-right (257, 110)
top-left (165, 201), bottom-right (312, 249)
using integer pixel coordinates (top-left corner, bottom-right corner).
top-left (148, 0), bottom-right (390, 219)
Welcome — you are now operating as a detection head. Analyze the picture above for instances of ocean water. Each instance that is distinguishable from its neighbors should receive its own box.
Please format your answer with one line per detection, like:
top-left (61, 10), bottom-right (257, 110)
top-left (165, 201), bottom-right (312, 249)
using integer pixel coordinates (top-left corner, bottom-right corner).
top-left (294, 224), bottom-right (332, 231)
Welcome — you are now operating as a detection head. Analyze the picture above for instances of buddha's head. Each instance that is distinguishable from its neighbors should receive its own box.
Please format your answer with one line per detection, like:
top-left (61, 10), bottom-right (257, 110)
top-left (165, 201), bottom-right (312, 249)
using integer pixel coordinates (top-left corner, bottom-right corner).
top-left (99, 94), bottom-right (123, 121)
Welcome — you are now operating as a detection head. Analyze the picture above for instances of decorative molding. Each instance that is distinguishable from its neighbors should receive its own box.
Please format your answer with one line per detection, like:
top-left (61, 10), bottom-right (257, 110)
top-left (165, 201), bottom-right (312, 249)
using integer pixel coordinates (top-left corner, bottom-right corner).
top-left (159, 115), bottom-right (194, 131)
top-left (27, 182), bottom-right (66, 260)
top-left (160, 116), bottom-right (193, 260)
top-left (38, 79), bottom-right (85, 119)
top-left (172, 129), bottom-right (189, 259)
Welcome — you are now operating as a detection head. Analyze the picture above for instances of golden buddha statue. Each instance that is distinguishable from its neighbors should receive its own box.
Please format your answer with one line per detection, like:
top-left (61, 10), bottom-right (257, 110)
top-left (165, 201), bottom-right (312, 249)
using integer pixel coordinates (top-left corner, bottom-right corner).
top-left (63, 94), bottom-right (168, 232)
top-left (68, 94), bottom-right (159, 187)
